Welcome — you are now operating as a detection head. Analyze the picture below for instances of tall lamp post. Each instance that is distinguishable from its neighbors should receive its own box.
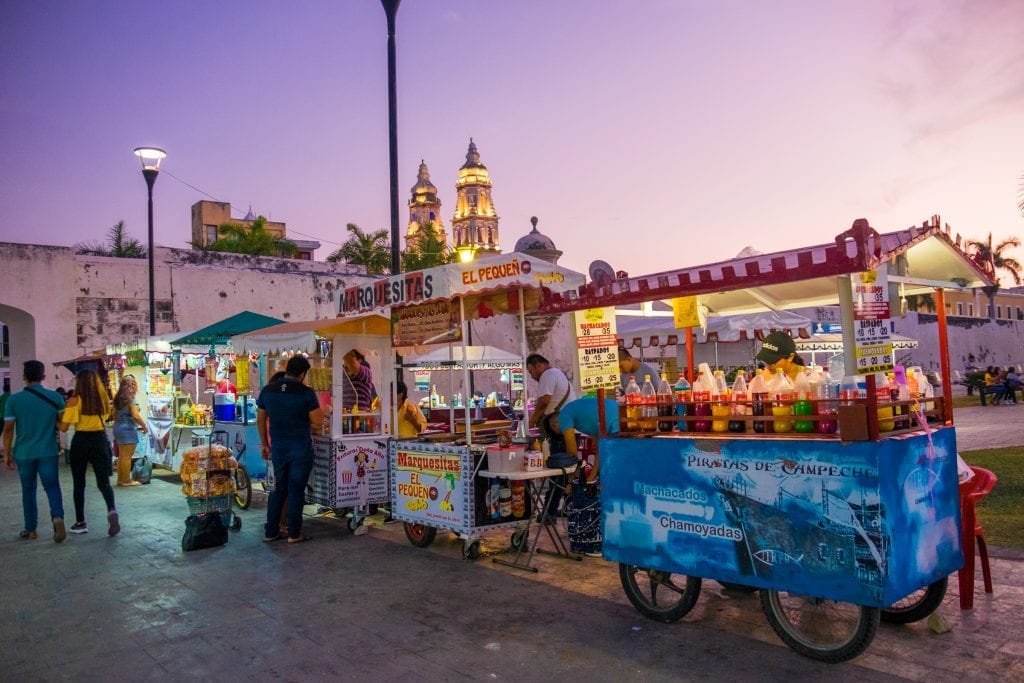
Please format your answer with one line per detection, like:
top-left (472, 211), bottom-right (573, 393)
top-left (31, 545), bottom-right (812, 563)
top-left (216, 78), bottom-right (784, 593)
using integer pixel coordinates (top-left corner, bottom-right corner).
top-left (381, 0), bottom-right (402, 276)
top-left (133, 146), bottom-right (167, 336)
top-left (455, 244), bottom-right (479, 399)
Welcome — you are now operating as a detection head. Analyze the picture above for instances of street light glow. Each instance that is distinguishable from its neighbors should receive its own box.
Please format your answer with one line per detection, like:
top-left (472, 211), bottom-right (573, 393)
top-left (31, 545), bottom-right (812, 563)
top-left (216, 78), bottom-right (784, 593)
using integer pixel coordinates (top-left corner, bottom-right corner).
top-left (133, 146), bottom-right (167, 170)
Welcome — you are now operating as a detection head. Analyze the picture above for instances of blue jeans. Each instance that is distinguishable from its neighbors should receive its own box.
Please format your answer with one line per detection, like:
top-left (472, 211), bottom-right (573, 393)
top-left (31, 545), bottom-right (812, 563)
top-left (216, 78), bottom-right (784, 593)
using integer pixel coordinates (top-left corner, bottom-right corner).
top-left (265, 438), bottom-right (314, 539)
top-left (17, 456), bottom-right (65, 532)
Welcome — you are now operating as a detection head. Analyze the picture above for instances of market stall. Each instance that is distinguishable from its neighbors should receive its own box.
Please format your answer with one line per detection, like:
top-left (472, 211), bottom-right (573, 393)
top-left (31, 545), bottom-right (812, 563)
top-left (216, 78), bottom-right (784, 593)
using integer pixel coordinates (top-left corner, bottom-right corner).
top-left (536, 218), bottom-right (993, 661)
top-left (165, 311), bottom-right (284, 476)
top-left (335, 252), bottom-right (585, 558)
top-left (233, 314), bottom-right (394, 531)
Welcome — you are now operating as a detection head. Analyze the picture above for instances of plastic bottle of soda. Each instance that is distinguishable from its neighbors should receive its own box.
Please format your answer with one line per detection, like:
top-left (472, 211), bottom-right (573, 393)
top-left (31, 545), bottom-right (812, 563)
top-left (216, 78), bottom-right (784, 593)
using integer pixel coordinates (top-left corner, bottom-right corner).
top-left (711, 370), bottom-right (730, 432)
top-left (656, 373), bottom-right (674, 432)
top-left (816, 371), bottom-right (839, 434)
top-left (749, 370), bottom-right (770, 434)
top-left (769, 369), bottom-right (795, 433)
top-left (691, 365), bottom-right (713, 432)
top-left (728, 370), bottom-right (748, 433)
top-left (793, 370), bottom-right (814, 433)
top-left (624, 376), bottom-right (642, 431)
top-left (673, 373), bottom-right (691, 432)
top-left (640, 374), bottom-right (658, 432)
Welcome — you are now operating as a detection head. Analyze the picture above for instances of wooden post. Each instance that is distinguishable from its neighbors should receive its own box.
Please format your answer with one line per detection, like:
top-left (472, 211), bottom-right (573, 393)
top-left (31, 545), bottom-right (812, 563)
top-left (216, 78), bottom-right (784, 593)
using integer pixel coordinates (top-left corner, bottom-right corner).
top-left (934, 288), bottom-right (954, 425)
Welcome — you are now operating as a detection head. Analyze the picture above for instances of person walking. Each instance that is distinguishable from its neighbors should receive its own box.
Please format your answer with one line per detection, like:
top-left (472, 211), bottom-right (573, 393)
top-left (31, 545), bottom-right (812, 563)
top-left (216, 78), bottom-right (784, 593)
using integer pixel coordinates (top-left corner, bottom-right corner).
top-left (258, 356), bottom-right (323, 544)
top-left (59, 369), bottom-right (119, 536)
top-left (3, 360), bottom-right (67, 542)
top-left (111, 376), bottom-right (148, 486)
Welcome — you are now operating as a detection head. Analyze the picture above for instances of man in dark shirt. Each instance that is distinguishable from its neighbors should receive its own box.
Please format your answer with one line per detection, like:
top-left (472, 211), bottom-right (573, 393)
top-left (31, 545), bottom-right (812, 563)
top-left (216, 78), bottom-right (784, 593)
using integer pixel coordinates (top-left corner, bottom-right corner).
top-left (258, 356), bottom-right (323, 543)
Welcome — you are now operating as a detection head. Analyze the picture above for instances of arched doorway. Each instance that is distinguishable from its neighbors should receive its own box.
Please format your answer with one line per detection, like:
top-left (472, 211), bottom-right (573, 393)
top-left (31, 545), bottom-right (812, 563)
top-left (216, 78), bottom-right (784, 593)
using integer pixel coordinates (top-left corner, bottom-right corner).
top-left (0, 305), bottom-right (37, 393)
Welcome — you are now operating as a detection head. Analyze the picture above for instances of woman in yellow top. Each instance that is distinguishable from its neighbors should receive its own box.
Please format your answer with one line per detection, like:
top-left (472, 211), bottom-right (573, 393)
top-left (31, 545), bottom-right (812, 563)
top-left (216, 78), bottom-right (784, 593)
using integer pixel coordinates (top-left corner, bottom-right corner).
top-left (395, 381), bottom-right (427, 438)
top-left (58, 370), bottom-right (119, 536)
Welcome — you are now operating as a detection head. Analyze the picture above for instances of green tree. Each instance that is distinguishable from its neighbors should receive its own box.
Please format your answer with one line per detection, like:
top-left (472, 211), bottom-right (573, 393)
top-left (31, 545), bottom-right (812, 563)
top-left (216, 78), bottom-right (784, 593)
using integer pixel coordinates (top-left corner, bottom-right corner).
top-left (904, 293), bottom-right (937, 313)
top-left (205, 216), bottom-right (298, 258)
top-left (327, 223), bottom-right (391, 275)
top-left (966, 232), bottom-right (1023, 318)
top-left (402, 221), bottom-right (455, 272)
top-left (74, 220), bottom-right (146, 258)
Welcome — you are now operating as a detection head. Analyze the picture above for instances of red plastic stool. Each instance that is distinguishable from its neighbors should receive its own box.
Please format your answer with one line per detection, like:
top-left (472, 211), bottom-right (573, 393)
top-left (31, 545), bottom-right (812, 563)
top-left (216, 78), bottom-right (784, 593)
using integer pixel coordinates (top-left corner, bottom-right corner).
top-left (958, 465), bottom-right (997, 609)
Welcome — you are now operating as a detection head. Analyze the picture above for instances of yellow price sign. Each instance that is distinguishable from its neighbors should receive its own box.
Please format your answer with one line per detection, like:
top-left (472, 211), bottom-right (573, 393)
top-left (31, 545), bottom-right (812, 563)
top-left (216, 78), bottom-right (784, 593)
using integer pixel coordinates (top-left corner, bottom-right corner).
top-left (672, 297), bottom-right (700, 328)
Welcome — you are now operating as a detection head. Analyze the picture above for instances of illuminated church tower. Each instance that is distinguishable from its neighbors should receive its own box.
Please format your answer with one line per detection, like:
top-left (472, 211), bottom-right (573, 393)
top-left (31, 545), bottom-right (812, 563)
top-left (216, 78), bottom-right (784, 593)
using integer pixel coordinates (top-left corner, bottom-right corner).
top-left (405, 160), bottom-right (447, 252)
top-left (451, 138), bottom-right (501, 255)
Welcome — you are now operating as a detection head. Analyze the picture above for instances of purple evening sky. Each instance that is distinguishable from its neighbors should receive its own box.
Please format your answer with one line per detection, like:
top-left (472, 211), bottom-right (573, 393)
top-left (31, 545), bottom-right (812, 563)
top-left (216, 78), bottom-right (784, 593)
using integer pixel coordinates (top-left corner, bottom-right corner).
top-left (1, 1), bottom-right (1022, 282)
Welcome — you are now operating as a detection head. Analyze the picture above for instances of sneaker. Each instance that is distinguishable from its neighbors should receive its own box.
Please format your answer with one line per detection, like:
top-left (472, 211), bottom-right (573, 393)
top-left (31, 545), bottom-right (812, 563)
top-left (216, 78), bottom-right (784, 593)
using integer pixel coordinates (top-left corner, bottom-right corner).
top-left (107, 510), bottom-right (120, 537)
top-left (18, 530), bottom-right (38, 540)
top-left (53, 517), bottom-right (66, 544)
top-left (70, 522), bottom-right (88, 534)
top-left (584, 551), bottom-right (603, 558)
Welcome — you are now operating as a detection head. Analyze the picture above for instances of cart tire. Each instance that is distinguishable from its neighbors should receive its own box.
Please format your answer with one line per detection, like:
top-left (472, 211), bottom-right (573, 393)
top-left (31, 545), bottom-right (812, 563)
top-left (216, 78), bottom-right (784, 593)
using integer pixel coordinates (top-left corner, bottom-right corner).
top-left (463, 540), bottom-right (481, 561)
top-left (759, 589), bottom-right (879, 663)
top-left (618, 564), bottom-right (702, 623)
top-left (403, 523), bottom-right (437, 548)
top-left (510, 528), bottom-right (527, 551)
top-left (348, 516), bottom-right (363, 533)
top-left (881, 577), bottom-right (948, 624)
top-left (231, 515), bottom-right (242, 532)
top-left (233, 466), bottom-right (252, 510)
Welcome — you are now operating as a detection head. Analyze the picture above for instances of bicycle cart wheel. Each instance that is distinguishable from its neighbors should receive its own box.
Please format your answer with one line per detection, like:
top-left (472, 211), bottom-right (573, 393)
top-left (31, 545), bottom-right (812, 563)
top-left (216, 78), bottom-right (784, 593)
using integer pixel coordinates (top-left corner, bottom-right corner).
top-left (462, 540), bottom-right (481, 560)
top-left (233, 466), bottom-right (252, 510)
top-left (403, 522), bottom-right (437, 548)
top-left (510, 528), bottom-right (528, 551)
top-left (618, 564), bottom-right (702, 623)
top-left (759, 590), bottom-right (879, 663)
top-left (881, 577), bottom-right (948, 624)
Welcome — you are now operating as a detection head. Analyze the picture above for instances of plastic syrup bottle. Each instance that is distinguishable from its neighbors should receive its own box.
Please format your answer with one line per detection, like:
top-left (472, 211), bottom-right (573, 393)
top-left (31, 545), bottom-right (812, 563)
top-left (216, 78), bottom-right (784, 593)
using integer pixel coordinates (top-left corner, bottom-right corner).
top-left (891, 366), bottom-right (911, 429)
top-left (769, 369), bottom-right (795, 433)
top-left (624, 376), bottom-right (642, 431)
top-left (691, 364), bottom-right (713, 432)
top-left (640, 374), bottom-right (658, 432)
top-left (917, 371), bottom-right (934, 416)
top-left (656, 373), bottom-right (675, 432)
top-left (728, 370), bottom-right (748, 433)
top-left (816, 369), bottom-right (838, 434)
top-left (793, 370), bottom-right (814, 433)
top-left (673, 373), bottom-right (691, 432)
top-left (710, 370), bottom-right (730, 433)
top-left (749, 369), bottom-right (771, 434)
top-left (875, 372), bottom-right (895, 431)
top-left (430, 385), bottom-right (439, 409)
top-left (906, 368), bottom-right (922, 413)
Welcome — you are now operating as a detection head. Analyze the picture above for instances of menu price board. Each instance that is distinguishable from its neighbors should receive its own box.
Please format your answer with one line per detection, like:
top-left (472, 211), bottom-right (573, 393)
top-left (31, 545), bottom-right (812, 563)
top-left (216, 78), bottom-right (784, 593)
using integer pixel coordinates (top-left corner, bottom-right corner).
top-left (851, 269), bottom-right (894, 374)
top-left (392, 300), bottom-right (461, 347)
top-left (574, 307), bottom-right (619, 391)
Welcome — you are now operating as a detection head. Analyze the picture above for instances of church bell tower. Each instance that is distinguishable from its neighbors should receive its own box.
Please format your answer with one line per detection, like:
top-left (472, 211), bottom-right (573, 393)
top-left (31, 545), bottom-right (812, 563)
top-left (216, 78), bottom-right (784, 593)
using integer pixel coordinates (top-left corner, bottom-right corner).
top-left (451, 138), bottom-right (501, 255)
top-left (406, 160), bottom-right (446, 252)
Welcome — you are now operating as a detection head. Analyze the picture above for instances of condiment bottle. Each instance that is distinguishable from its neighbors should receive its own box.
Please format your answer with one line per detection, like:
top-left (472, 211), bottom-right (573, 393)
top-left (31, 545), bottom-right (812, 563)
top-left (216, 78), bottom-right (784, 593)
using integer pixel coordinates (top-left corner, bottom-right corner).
top-left (691, 364), bottom-right (713, 432)
top-left (656, 373), bottom-right (675, 432)
top-left (815, 370), bottom-right (839, 434)
top-left (673, 373), bottom-right (691, 432)
top-left (793, 370), bottom-right (814, 433)
top-left (711, 370), bottom-right (730, 433)
top-left (769, 369), bottom-right (794, 433)
top-left (624, 376), bottom-right (642, 431)
top-left (640, 374), bottom-right (658, 432)
top-left (749, 370), bottom-right (771, 434)
top-left (728, 370), bottom-right (748, 433)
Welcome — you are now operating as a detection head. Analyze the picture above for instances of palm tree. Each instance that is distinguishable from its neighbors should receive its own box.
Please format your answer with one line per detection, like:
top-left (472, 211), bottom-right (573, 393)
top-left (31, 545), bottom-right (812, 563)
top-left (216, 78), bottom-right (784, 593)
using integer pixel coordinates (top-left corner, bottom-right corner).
top-left (965, 232), bottom-right (1023, 318)
top-left (904, 293), bottom-right (937, 313)
top-left (402, 221), bottom-right (455, 272)
top-left (74, 220), bottom-right (146, 258)
top-left (327, 223), bottom-right (391, 275)
top-left (205, 216), bottom-right (298, 258)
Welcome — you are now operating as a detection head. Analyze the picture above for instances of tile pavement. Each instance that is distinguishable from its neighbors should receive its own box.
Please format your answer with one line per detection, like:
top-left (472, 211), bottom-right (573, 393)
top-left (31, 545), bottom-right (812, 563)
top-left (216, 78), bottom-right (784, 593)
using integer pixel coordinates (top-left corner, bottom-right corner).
top-left (1, 407), bottom-right (1022, 681)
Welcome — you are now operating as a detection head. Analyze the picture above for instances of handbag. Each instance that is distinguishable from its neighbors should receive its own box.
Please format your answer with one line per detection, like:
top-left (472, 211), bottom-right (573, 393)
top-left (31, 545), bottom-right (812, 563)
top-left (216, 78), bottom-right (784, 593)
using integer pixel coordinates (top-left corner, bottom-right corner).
top-left (181, 513), bottom-right (228, 551)
top-left (131, 455), bottom-right (153, 484)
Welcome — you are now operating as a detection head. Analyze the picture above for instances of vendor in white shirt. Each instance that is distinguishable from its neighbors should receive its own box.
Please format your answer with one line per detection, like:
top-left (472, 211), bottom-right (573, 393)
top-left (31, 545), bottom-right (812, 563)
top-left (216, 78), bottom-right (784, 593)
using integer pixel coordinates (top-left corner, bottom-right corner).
top-left (526, 353), bottom-right (576, 439)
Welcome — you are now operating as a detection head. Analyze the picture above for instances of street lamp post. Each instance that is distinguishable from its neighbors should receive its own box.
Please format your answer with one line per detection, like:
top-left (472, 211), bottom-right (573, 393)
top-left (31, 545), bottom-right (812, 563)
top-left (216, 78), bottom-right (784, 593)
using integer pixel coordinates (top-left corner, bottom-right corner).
top-left (381, 0), bottom-right (402, 275)
top-left (133, 147), bottom-right (167, 336)
top-left (455, 244), bottom-right (479, 399)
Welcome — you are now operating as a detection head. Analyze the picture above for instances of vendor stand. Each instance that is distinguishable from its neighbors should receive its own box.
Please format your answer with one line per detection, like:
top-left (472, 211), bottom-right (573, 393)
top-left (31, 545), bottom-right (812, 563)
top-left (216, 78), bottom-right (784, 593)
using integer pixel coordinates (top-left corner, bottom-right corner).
top-left (336, 252), bottom-right (585, 559)
top-left (233, 314), bottom-right (394, 532)
top-left (165, 311), bottom-right (283, 480)
top-left (536, 218), bottom-right (993, 661)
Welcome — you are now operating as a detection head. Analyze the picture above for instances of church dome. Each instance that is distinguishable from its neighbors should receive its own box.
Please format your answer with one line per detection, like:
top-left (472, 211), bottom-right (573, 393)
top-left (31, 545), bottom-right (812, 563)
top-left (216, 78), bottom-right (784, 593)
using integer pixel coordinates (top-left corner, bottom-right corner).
top-left (513, 216), bottom-right (562, 263)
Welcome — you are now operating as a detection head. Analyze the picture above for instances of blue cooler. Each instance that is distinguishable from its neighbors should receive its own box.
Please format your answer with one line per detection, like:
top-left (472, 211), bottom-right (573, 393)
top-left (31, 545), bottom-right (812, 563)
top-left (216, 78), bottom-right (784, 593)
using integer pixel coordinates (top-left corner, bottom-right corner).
top-left (213, 393), bottom-right (236, 422)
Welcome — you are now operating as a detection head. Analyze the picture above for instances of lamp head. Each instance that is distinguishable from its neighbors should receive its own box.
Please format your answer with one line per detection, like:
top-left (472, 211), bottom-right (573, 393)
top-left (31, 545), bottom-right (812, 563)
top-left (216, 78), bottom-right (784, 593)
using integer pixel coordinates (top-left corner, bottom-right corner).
top-left (456, 244), bottom-right (478, 263)
top-left (133, 147), bottom-right (167, 171)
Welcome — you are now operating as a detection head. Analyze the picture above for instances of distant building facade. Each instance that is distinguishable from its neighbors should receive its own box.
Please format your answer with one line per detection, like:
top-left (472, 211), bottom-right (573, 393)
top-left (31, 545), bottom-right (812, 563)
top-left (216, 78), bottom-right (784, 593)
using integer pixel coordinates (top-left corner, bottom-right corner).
top-left (190, 200), bottom-right (319, 260)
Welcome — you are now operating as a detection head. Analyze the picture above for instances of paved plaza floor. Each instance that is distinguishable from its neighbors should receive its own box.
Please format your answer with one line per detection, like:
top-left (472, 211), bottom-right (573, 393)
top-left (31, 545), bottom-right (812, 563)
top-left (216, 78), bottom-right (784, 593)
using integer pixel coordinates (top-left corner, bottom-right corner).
top-left (1, 408), bottom-right (1022, 681)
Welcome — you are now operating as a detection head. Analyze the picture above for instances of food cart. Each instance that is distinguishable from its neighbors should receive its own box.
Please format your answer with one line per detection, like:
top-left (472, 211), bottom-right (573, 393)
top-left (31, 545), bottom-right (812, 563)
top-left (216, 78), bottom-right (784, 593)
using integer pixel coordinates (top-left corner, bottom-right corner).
top-left (335, 253), bottom-right (585, 559)
top-left (535, 218), bottom-right (994, 661)
top-left (233, 314), bottom-right (394, 532)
